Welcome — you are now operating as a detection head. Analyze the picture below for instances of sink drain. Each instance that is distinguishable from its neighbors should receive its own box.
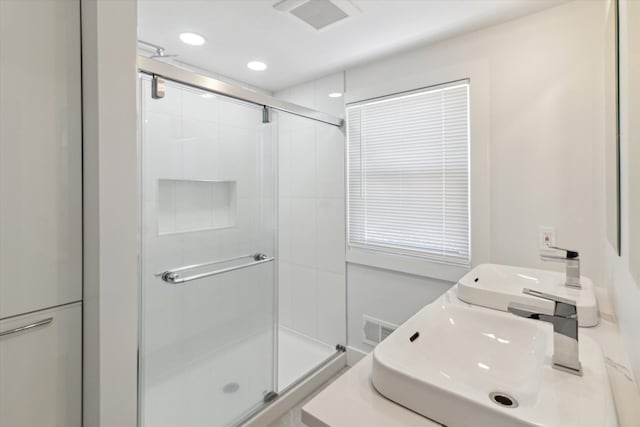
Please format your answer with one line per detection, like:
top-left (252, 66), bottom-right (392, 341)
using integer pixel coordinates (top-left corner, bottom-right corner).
top-left (489, 391), bottom-right (518, 408)
top-left (222, 382), bottom-right (240, 394)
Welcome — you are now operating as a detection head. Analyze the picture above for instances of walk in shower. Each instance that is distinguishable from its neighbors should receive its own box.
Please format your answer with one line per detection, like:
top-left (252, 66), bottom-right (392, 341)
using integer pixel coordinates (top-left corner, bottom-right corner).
top-left (137, 58), bottom-right (345, 427)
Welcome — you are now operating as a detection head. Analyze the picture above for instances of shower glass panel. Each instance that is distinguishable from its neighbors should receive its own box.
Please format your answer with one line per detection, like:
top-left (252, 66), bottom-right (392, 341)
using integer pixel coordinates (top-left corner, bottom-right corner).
top-left (275, 110), bottom-right (346, 392)
top-left (138, 76), bottom-right (277, 427)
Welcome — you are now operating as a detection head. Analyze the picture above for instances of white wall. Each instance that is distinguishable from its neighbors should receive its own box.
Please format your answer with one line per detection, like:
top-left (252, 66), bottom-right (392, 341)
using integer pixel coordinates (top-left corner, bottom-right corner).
top-left (347, 265), bottom-right (451, 354)
top-left (82, 1), bottom-right (139, 426)
top-left (275, 73), bottom-right (347, 347)
top-left (277, 0), bottom-right (610, 357)
top-left (347, 0), bottom-right (606, 282)
top-left (343, 0), bottom-right (608, 354)
top-left (604, 0), bottom-right (640, 387)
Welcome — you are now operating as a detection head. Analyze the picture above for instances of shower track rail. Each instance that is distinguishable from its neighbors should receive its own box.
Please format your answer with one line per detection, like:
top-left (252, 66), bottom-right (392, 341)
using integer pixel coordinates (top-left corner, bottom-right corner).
top-left (157, 253), bottom-right (274, 285)
top-left (137, 56), bottom-right (343, 127)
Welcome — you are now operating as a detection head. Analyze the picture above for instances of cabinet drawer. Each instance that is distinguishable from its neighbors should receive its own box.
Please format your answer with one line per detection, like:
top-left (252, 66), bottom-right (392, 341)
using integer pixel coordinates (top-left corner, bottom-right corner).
top-left (0, 303), bottom-right (81, 427)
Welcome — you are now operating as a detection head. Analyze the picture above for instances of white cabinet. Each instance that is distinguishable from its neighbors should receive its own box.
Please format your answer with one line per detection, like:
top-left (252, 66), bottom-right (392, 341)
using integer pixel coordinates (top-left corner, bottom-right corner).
top-left (0, 303), bottom-right (82, 427)
top-left (0, 0), bottom-right (82, 318)
top-left (0, 1), bottom-right (82, 424)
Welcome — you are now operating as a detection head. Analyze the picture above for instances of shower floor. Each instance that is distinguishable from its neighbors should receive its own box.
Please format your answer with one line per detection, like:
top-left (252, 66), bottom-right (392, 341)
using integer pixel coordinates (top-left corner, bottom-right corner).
top-left (142, 326), bottom-right (335, 427)
top-left (277, 326), bottom-right (336, 391)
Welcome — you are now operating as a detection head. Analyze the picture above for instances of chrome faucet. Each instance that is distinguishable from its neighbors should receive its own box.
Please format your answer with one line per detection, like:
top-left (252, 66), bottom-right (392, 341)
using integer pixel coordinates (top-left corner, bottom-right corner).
top-left (541, 246), bottom-right (581, 289)
top-left (507, 288), bottom-right (582, 376)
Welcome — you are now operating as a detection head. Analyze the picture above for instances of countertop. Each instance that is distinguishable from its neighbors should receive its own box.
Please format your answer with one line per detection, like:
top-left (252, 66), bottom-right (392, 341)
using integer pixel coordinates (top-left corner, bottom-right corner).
top-left (302, 353), bottom-right (438, 427)
top-left (302, 287), bottom-right (640, 427)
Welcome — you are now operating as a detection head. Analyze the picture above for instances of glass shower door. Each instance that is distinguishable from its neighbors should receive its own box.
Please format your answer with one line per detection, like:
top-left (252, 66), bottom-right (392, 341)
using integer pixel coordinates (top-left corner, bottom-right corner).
top-left (138, 76), bottom-right (277, 427)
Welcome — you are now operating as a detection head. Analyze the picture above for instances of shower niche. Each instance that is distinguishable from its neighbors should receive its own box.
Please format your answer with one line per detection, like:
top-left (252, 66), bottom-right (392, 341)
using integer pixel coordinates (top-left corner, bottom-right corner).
top-left (157, 179), bottom-right (237, 235)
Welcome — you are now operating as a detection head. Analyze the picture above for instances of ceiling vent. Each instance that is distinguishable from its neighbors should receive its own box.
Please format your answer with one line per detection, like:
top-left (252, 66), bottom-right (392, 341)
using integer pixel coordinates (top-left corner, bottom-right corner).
top-left (273, 0), bottom-right (361, 30)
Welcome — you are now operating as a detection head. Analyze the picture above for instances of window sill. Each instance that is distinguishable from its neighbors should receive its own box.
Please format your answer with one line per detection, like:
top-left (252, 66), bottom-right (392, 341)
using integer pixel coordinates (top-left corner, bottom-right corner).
top-left (346, 247), bottom-right (470, 283)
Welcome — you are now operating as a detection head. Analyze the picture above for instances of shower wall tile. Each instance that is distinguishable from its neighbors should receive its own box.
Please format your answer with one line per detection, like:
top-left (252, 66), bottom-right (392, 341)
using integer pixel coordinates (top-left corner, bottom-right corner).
top-left (143, 233), bottom-right (184, 276)
top-left (316, 198), bottom-right (346, 275)
top-left (278, 261), bottom-right (294, 329)
top-left (219, 98), bottom-right (262, 129)
top-left (278, 131), bottom-right (293, 197)
top-left (146, 86), bottom-right (182, 117)
top-left (181, 229), bottom-right (222, 265)
top-left (316, 270), bottom-right (347, 346)
top-left (157, 182), bottom-right (177, 234)
top-left (181, 118), bottom-right (217, 144)
top-left (316, 124), bottom-right (345, 199)
top-left (290, 264), bottom-right (318, 338)
top-left (182, 137), bottom-right (219, 181)
top-left (182, 91), bottom-right (218, 122)
top-left (143, 282), bottom-right (185, 359)
top-left (143, 112), bottom-right (182, 184)
top-left (289, 126), bottom-right (316, 198)
top-left (279, 198), bottom-right (293, 262)
top-left (218, 126), bottom-right (259, 198)
top-left (289, 199), bottom-right (317, 268)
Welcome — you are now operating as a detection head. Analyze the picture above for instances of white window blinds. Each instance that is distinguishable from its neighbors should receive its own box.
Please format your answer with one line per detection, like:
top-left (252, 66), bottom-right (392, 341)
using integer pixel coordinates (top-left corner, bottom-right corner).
top-left (347, 81), bottom-right (470, 265)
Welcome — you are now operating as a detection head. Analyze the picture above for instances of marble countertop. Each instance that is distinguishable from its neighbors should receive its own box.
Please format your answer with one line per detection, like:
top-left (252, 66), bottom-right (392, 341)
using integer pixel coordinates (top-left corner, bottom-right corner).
top-left (302, 287), bottom-right (640, 427)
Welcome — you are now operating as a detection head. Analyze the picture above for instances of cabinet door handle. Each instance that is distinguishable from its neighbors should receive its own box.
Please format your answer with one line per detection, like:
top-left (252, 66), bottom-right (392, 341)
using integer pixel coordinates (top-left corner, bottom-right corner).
top-left (0, 317), bottom-right (53, 337)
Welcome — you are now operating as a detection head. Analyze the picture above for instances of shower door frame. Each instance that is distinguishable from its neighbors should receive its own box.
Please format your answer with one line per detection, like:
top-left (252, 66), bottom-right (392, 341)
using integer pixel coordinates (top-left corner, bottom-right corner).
top-left (137, 56), bottom-right (345, 427)
top-left (137, 56), bottom-right (343, 127)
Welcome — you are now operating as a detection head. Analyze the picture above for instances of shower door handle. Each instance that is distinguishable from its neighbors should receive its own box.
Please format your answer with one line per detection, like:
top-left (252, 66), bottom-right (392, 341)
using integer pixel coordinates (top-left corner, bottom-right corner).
top-left (160, 253), bottom-right (274, 285)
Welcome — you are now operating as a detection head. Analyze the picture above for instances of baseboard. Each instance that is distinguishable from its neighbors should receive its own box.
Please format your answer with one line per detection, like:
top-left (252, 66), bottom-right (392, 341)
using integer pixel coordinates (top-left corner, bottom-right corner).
top-left (241, 352), bottom-right (347, 427)
top-left (346, 346), bottom-right (369, 366)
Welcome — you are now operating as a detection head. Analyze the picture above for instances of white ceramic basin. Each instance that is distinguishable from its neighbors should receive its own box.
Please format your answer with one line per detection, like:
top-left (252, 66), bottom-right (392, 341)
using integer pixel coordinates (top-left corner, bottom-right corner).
top-left (456, 263), bottom-right (599, 326)
top-left (371, 302), bottom-right (617, 427)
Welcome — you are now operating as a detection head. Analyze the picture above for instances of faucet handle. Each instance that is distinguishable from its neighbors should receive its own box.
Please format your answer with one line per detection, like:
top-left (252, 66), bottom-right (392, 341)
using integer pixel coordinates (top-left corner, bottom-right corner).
top-left (545, 246), bottom-right (579, 259)
top-left (523, 288), bottom-right (576, 305)
top-left (523, 288), bottom-right (577, 318)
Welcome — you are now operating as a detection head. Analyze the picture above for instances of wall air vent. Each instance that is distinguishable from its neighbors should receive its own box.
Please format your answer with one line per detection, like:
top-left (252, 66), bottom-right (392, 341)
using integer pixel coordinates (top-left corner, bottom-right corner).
top-left (362, 315), bottom-right (398, 346)
top-left (273, 0), bottom-right (361, 31)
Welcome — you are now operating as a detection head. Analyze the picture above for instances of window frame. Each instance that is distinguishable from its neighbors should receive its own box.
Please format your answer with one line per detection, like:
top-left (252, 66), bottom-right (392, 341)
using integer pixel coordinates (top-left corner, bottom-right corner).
top-left (345, 78), bottom-right (476, 281)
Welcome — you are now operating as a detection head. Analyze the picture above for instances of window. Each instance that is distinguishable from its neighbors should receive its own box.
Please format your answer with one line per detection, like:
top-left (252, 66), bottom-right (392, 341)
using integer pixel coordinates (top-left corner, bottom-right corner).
top-left (347, 81), bottom-right (470, 266)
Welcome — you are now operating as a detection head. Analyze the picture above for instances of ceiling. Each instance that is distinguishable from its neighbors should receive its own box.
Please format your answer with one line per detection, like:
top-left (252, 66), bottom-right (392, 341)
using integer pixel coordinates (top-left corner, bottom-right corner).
top-left (138, 0), bottom-right (568, 92)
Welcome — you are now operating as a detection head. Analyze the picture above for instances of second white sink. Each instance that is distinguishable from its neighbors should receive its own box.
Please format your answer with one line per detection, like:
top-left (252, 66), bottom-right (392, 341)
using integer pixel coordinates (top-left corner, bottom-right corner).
top-left (456, 263), bottom-right (599, 326)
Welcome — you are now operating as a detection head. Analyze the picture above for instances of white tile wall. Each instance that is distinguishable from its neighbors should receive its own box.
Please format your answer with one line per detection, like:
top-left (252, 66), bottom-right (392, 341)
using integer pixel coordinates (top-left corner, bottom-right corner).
top-left (290, 264), bottom-right (319, 338)
top-left (289, 127), bottom-right (316, 198)
top-left (289, 199), bottom-right (317, 268)
top-left (316, 270), bottom-right (347, 346)
top-left (316, 198), bottom-right (346, 274)
top-left (275, 72), bottom-right (347, 347)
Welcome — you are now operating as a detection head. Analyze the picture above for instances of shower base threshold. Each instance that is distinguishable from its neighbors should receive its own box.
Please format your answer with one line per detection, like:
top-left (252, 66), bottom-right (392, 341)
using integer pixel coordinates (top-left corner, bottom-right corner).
top-left (278, 326), bottom-right (336, 391)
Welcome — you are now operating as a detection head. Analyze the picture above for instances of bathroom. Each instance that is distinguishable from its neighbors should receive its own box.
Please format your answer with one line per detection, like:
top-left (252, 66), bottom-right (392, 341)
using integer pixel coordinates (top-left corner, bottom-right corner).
top-left (0, 0), bottom-right (639, 426)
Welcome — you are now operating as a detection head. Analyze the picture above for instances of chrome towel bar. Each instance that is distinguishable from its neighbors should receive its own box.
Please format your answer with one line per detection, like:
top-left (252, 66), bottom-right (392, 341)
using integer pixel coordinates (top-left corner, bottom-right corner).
top-left (159, 253), bottom-right (274, 285)
top-left (0, 317), bottom-right (53, 337)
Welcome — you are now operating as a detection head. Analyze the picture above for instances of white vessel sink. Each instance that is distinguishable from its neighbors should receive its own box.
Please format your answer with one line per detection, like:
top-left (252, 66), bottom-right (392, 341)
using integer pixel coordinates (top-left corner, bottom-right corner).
top-left (456, 263), bottom-right (599, 326)
top-left (371, 303), bottom-right (617, 427)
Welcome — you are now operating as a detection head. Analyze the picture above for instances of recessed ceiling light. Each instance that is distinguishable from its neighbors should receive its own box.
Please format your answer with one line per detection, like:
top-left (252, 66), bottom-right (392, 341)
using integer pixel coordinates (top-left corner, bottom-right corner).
top-left (179, 32), bottom-right (206, 46)
top-left (247, 61), bottom-right (267, 71)
top-left (200, 93), bottom-right (215, 99)
top-left (328, 92), bottom-right (343, 98)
